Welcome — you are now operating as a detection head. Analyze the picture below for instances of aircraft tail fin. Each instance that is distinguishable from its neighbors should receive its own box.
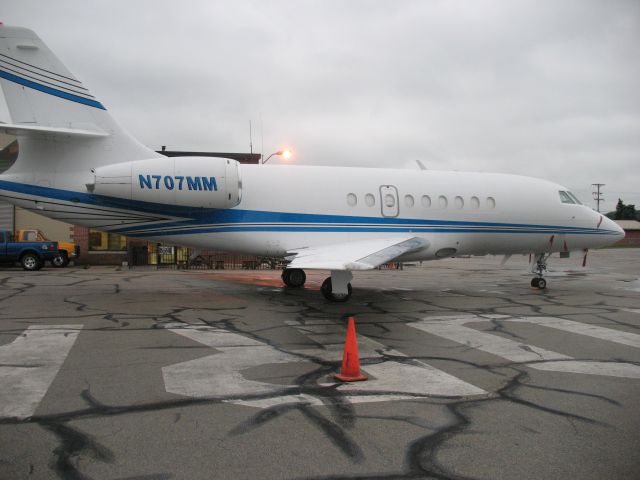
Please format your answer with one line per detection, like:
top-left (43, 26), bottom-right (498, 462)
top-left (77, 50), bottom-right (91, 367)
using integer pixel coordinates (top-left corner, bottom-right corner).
top-left (0, 25), bottom-right (160, 177)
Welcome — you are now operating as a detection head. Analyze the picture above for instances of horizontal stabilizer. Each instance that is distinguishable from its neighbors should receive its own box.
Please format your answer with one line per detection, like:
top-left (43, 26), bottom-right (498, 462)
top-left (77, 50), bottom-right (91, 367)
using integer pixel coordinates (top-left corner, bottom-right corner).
top-left (286, 236), bottom-right (429, 271)
top-left (0, 123), bottom-right (109, 138)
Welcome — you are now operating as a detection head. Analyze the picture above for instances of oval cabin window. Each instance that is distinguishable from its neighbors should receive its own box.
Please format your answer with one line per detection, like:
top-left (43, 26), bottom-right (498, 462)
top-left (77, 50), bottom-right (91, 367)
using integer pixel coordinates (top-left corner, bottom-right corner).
top-left (365, 193), bottom-right (375, 207)
top-left (486, 196), bottom-right (496, 209)
top-left (347, 193), bottom-right (357, 206)
top-left (454, 196), bottom-right (464, 209)
top-left (438, 195), bottom-right (448, 208)
top-left (404, 195), bottom-right (415, 207)
top-left (470, 196), bottom-right (480, 209)
top-left (421, 195), bottom-right (431, 208)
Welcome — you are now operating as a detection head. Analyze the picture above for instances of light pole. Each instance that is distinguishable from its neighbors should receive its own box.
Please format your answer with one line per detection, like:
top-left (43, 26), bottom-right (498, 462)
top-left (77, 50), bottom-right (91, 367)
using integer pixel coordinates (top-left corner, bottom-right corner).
top-left (262, 149), bottom-right (292, 164)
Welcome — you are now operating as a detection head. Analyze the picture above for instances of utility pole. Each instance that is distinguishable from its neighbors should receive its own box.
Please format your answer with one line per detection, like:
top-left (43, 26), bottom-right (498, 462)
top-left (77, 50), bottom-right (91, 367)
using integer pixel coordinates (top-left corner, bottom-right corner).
top-left (592, 183), bottom-right (605, 212)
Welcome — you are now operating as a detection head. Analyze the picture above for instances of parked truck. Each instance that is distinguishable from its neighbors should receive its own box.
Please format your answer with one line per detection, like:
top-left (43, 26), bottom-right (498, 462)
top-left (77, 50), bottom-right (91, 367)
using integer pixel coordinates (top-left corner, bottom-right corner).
top-left (15, 229), bottom-right (80, 267)
top-left (0, 231), bottom-right (58, 271)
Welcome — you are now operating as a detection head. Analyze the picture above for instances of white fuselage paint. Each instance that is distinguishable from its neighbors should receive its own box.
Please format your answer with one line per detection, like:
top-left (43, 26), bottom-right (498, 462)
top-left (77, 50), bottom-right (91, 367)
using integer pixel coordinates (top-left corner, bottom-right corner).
top-left (0, 164), bottom-right (624, 261)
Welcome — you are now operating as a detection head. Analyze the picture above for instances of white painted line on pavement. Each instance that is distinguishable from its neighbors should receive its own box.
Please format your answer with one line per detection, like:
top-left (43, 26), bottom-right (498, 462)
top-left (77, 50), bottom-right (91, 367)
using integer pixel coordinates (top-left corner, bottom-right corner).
top-left (409, 315), bottom-right (640, 378)
top-left (511, 317), bottom-right (640, 349)
top-left (534, 361), bottom-right (640, 378)
top-left (289, 320), bottom-right (486, 398)
top-left (409, 316), bottom-right (569, 363)
top-left (0, 325), bottom-right (83, 419)
top-left (162, 323), bottom-right (486, 409)
top-left (163, 328), bottom-right (301, 399)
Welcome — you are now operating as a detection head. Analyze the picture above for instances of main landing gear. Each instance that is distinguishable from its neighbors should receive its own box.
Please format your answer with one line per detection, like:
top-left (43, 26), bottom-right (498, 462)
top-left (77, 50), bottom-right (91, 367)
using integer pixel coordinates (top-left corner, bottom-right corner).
top-left (321, 271), bottom-right (353, 302)
top-left (282, 268), bottom-right (354, 302)
top-left (531, 253), bottom-right (550, 290)
top-left (282, 268), bottom-right (307, 288)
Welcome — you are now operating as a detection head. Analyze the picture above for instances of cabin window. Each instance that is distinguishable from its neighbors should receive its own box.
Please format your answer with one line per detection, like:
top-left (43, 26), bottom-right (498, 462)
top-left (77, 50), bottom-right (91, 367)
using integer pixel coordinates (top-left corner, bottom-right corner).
top-left (438, 195), bottom-right (448, 208)
top-left (384, 194), bottom-right (396, 208)
top-left (365, 193), bottom-right (375, 207)
top-left (470, 196), bottom-right (480, 209)
top-left (421, 195), bottom-right (431, 208)
top-left (486, 197), bottom-right (496, 209)
top-left (454, 196), bottom-right (464, 209)
top-left (347, 193), bottom-right (357, 206)
top-left (404, 194), bottom-right (415, 207)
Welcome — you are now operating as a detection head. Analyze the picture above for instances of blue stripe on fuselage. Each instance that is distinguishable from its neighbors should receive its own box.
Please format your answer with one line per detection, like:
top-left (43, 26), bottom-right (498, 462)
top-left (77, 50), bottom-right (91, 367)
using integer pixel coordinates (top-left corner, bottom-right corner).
top-left (123, 225), bottom-right (616, 238)
top-left (0, 179), bottom-right (620, 237)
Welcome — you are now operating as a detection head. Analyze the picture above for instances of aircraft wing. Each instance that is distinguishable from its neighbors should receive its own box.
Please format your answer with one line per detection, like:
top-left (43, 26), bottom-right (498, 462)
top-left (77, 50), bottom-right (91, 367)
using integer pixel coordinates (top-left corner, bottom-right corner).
top-left (285, 236), bottom-right (429, 271)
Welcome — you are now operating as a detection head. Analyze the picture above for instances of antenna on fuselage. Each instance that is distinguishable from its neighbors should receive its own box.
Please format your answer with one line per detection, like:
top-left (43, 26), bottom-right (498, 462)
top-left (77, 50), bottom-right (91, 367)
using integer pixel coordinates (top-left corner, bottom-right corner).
top-left (415, 159), bottom-right (427, 170)
top-left (260, 113), bottom-right (264, 164)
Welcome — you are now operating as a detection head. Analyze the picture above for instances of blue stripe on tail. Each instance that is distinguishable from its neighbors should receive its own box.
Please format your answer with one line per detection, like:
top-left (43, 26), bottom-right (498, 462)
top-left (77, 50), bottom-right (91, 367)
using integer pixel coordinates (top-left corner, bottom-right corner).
top-left (0, 69), bottom-right (106, 110)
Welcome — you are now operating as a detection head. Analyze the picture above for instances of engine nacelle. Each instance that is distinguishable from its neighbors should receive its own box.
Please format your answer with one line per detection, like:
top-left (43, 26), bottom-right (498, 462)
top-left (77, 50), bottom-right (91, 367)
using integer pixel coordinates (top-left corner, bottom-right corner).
top-left (89, 157), bottom-right (242, 209)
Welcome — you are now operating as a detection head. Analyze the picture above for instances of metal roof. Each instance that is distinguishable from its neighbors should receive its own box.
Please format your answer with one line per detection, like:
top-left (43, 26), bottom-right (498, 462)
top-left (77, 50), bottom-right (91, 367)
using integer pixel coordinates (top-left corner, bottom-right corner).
top-left (615, 220), bottom-right (640, 230)
top-left (157, 149), bottom-right (261, 164)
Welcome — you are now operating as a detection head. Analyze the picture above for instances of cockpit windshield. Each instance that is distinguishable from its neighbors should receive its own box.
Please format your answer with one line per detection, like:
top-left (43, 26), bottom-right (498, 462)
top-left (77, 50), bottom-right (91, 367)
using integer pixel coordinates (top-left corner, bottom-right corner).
top-left (567, 192), bottom-right (582, 205)
top-left (559, 191), bottom-right (583, 205)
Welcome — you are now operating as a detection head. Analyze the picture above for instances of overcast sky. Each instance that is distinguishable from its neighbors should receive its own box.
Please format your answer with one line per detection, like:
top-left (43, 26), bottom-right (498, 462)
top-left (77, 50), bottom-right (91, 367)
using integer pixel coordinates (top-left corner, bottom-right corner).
top-left (2, 0), bottom-right (639, 212)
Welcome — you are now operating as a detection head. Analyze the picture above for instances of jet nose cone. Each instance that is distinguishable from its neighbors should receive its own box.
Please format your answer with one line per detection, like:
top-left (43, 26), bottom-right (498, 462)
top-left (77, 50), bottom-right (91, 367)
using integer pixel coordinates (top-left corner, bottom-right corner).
top-left (614, 222), bottom-right (625, 239)
top-left (602, 216), bottom-right (625, 239)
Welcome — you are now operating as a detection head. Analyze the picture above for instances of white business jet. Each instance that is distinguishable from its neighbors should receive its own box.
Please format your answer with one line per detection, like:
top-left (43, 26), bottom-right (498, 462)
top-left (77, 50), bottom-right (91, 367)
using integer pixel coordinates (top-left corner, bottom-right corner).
top-left (0, 26), bottom-right (624, 301)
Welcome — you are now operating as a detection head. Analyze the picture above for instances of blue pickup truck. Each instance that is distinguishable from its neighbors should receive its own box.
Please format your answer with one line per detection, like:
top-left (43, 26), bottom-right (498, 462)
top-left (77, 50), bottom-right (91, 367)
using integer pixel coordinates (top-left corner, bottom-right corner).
top-left (0, 230), bottom-right (59, 271)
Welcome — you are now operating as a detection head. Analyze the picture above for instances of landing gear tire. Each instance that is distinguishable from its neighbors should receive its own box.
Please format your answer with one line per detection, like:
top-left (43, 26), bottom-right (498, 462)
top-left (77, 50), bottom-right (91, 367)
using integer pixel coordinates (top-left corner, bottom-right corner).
top-left (531, 252), bottom-right (550, 290)
top-left (321, 277), bottom-right (352, 302)
top-left (21, 253), bottom-right (42, 271)
top-left (51, 252), bottom-right (69, 268)
top-left (531, 277), bottom-right (547, 289)
top-left (282, 268), bottom-right (306, 288)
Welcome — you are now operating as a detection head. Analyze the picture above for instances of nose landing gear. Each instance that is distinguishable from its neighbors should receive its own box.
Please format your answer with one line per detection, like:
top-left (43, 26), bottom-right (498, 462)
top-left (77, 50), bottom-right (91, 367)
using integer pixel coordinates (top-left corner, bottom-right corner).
top-left (531, 277), bottom-right (547, 289)
top-left (531, 253), bottom-right (550, 290)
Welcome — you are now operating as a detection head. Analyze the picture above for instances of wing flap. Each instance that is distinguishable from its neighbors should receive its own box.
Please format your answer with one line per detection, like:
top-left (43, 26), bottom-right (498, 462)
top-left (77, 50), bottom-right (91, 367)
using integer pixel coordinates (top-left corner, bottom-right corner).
top-left (287, 236), bottom-right (429, 271)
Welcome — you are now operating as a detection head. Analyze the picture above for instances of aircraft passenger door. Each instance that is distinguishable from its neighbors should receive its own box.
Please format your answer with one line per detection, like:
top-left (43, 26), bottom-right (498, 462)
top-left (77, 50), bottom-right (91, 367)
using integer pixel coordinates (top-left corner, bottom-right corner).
top-left (379, 185), bottom-right (399, 217)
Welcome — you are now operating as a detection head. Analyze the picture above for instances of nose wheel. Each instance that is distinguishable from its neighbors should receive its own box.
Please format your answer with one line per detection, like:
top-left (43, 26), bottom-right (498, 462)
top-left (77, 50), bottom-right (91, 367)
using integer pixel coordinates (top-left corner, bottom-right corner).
top-left (530, 253), bottom-right (550, 290)
top-left (531, 277), bottom-right (547, 289)
top-left (282, 268), bottom-right (306, 288)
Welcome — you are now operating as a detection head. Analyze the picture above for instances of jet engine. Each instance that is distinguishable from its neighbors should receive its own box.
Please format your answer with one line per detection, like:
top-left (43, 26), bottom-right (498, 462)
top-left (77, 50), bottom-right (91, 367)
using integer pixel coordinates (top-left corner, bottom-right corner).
top-left (88, 157), bottom-right (242, 208)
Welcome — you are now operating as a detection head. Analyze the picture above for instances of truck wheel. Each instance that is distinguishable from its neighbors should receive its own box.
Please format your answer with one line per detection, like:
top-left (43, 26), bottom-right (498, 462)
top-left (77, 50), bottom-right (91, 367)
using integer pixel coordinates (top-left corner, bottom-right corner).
top-left (21, 253), bottom-right (42, 271)
top-left (51, 252), bottom-right (69, 268)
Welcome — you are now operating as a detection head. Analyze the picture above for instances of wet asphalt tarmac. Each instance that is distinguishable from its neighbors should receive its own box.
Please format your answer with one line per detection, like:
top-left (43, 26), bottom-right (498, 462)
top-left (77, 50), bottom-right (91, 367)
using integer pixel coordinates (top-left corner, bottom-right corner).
top-left (0, 248), bottom-right (639, 480)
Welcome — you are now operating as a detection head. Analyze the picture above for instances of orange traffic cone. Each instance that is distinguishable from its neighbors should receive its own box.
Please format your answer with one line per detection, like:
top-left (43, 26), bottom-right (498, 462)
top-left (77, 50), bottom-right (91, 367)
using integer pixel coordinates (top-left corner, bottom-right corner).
top-left (334, 317), bottom-right (368, 382)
